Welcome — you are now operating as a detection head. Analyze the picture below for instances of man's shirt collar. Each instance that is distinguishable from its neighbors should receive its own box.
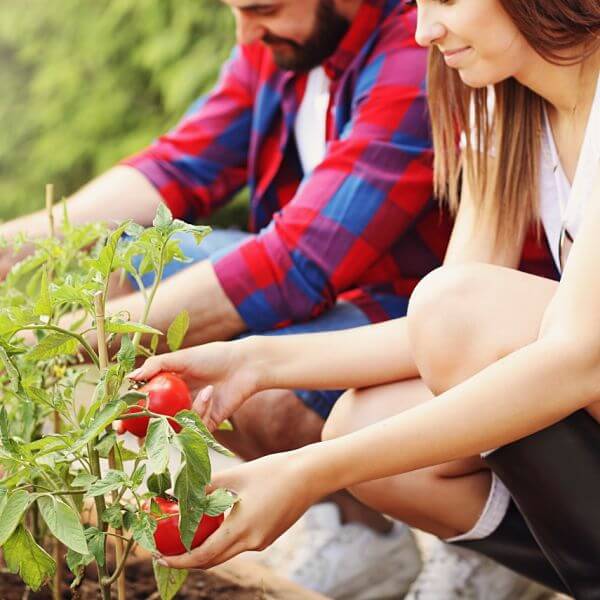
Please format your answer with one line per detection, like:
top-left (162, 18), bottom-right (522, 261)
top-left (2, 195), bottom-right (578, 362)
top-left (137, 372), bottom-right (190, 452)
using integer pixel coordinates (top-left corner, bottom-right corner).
top-left (323, 0), bottom-right (402, 80)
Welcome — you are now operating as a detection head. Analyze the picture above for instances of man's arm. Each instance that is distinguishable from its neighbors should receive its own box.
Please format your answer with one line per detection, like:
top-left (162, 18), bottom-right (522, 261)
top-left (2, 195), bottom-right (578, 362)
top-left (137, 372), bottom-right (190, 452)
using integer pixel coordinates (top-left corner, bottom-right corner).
top-left (104, 260), bottom-right (246, 349)
top-left (0, 167), bottom-right (163, 277)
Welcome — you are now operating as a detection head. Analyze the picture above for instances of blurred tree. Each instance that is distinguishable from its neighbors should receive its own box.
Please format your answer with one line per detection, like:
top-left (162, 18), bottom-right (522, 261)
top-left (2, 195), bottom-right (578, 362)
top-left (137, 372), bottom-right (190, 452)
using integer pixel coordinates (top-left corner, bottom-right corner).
top-left (0, 0), bottom-right (247, 226)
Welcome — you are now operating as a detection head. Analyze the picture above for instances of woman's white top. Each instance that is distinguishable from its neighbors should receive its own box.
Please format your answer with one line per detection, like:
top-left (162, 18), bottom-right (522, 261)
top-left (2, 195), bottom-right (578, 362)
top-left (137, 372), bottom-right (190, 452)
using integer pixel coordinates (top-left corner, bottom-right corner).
top-left (540, 73), bottom-right (600, 272)
top-left (294, 66), bottom-right (331, 176)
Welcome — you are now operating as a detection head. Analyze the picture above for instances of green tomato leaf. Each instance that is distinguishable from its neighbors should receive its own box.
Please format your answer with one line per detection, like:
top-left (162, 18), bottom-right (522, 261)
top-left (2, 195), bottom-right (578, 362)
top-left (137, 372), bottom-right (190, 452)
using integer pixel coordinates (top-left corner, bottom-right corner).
top-left (0, 490), bottom-right (32, 546)
top-left (173, 427), bottom-right (211, 550)
top-left (23, 435), bottom-right (68, 458)
top-left (28, 333), bottom-right (79, 362)
top-left (95, 431), bottom-right (117, 458)
top-left (23, 385), bottom-right (52, 409)
top-left (125, 222), bottom-right (145, 238)
top-left (132, 511), bottom-right (157, 553)
top-left (71, 472), bottom-right (98, 489)
top-left (118, 390), bottom-right (148, 406)
top-left (131, 464), bottom-right (147, 489)
top-left (145, 418), bottom-right (171, 475)
top-left (94, 222), bottom-right (130, 278)
top-left (87, 470), bottom-right (128, 497)
top-left (153, 204), bottom-right (174, 232)
top-left (147, 472), bottom-right (172, 497)
top-left (166, 310), bottom-right (189, 352)
top-left (0, 345), bottom-right (22, 393)
top-left (117, 335), bottom-right (136, 372)
top-left (150, 334), bottom-right (160, 354)
top-left (85, 365), bottom-right (122, 423)
top-left (33, 268), bottom-right (52, 317)
top-left (37, 496), bottom-right (89, 554)
top-left (66, 547), bottom-right (94, 587)
top-left (4, 525), bottom-right (55, 591)
top-left (106, 320), bottom-right (163, 336)
top-left (171, 220), bottom-right (212, 246)
top-left (102, 504), bottom-right (124, 529)
top-left (173, 464), bottom-right (205, 552)
top-left (153, 561), bottom-right (188, 600)
top-left (202, 488), bottom-right (237, 517)
top-left (85, 527), bottom-right (106, 567)
top-left (175, 428), bottom-right (211, 487)
top-left (0, 407), bottom-right (20, 456)
top-left (175, 410), bottom-right (234, 458)
top-left (72, 399), bottom-right (127, 453)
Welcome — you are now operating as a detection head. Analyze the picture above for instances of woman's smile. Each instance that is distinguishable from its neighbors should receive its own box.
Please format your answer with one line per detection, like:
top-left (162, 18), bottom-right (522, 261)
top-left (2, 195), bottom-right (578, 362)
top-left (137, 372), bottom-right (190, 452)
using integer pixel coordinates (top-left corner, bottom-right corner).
top-left (441, 45), bottom-right (473, 67)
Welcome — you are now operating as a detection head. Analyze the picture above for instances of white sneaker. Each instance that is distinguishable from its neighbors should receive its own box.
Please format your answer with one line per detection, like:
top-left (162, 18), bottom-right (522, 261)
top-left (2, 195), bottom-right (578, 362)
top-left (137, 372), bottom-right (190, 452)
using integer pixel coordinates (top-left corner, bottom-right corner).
top-left (405, 540), bottom-right (554, 600)
top-left (282, 503), bottom-right (422, 599)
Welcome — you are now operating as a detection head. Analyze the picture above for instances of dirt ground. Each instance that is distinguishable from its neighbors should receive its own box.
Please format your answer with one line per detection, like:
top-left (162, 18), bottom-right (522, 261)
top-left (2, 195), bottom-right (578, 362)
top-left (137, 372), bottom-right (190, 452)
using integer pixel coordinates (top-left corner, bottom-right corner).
top-left (0, 556), bottom-right (327, 600)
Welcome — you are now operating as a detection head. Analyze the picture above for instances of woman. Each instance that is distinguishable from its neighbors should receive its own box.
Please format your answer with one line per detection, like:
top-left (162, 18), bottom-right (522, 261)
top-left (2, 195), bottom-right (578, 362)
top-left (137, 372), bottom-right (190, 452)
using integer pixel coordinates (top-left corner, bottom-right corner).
top-left (130, 1), bottom-right (600, 596)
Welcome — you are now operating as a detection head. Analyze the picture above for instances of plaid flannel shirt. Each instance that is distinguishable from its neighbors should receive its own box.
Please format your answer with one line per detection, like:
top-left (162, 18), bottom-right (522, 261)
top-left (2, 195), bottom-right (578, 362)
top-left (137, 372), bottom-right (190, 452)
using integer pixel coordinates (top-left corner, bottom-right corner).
top-left (125, 0), bottom-right (556, 331)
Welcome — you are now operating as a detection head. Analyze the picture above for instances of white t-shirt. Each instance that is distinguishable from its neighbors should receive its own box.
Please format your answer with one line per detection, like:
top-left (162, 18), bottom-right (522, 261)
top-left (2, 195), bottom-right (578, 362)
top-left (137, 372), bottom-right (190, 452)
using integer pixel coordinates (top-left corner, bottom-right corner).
top-left (462, 78), bottom-right (600, 272)
top-left (294, 66), bottom-right (331, 175)
top-left (540, 73), bottom-right (600, 272)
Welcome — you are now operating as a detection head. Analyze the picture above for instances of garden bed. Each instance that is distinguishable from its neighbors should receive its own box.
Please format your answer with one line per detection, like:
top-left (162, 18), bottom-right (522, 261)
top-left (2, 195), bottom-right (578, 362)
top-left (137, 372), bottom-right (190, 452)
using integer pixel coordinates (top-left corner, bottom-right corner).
top-left (1, 556), bottom-right (329, 600)
top-left (2, 560), bottom-right (256, 599)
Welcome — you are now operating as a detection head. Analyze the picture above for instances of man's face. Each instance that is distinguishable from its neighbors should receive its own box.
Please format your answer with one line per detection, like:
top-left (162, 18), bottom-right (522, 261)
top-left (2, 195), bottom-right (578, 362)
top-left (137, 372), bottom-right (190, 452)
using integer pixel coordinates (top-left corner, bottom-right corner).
top-left (224, 0), bottom-right (351, 71)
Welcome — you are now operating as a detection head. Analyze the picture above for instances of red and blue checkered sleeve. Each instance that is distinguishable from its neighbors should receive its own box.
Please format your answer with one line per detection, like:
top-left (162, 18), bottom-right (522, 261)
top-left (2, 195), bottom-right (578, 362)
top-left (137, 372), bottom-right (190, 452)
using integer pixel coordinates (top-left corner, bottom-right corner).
top-left (214, 34), bottom-right (434, 331)
top-left (123, 46), bottom-right (254, 221)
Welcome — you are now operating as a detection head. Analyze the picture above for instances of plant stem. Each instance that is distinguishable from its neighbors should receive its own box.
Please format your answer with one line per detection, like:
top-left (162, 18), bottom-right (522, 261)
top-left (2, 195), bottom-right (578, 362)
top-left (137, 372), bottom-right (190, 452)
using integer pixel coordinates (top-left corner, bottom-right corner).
top-left (119, 409), bottom-right (164, 420)
top-left (53, 539), bottom-right (63, 600)
top-left (132, 241), bottom-right (166, 350)
top-left (91, 292), bottom-right (113, 600)
top-left (108, 450), bottom-right (127, 600)
top-left (94, 293), bottom-right (109, 371)
top-left (52, 400), bottom-right (64, 600)
top-left (94, 291), bottom-right (127, 600)
top-left (46, 183), bottom-right (64, 600)
top-left (88, 442), bottom-right (111, 600)
top-left (45, 184), bottom-right (55, 239)
top-left (100, 536), bottom-right (135, 587)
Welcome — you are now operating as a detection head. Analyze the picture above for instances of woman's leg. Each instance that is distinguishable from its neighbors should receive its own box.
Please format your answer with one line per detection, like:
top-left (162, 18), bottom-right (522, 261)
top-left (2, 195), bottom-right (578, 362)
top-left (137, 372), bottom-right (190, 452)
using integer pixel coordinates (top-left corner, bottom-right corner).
top-left (408, 264), bottom-right (600, 597)
top-left (323, 377), bottom-right (565, 592)
top-left (325, 264), bottom-right (561, 538)
top-left (323, 379), bottom-right (492, 539)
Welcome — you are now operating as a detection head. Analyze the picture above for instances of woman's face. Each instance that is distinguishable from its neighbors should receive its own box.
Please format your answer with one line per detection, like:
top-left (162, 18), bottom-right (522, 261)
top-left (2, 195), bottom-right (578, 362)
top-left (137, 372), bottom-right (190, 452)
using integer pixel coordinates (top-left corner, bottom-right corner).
top-left (413, 0), bottom-right (536, 88)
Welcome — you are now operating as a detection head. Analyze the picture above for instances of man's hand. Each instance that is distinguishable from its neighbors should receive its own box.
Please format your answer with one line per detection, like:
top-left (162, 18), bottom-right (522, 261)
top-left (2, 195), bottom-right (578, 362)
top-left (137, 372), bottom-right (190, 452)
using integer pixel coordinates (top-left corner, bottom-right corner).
top-left (128, 339), bottom-right (260, 431)
top-left (0, 248), bottom-right (15, 280)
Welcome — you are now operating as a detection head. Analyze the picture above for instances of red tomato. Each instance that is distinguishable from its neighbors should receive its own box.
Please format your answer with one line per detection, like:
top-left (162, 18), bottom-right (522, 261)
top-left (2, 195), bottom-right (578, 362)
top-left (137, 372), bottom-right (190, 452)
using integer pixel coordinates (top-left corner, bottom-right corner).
top-left (144, 497), bottom-right (224, 556)
top-left (116, 373), bottom-right (192, 437)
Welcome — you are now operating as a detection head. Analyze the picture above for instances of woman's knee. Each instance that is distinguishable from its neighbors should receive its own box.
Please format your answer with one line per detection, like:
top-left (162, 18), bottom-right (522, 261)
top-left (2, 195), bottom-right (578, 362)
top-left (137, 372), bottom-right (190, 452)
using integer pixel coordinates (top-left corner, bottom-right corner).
top-left (407, 264), bottom-right (489, 394)
top-left (321, 388), bottom-right (361, 442)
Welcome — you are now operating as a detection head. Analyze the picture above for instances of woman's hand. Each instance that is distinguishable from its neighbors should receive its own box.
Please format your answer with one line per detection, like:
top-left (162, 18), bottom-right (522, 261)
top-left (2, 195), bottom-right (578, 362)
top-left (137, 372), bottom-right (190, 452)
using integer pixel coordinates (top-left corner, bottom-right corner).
top-left (156, 449), bottom-right (325, 570)
top-left (128, 339), bottom-right (260, 431)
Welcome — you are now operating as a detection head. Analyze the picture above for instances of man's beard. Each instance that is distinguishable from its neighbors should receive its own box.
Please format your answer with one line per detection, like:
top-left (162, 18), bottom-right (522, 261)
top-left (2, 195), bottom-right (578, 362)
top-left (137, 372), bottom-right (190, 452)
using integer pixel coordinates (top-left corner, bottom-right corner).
top-left (264, 0), bottom-right (351, 72)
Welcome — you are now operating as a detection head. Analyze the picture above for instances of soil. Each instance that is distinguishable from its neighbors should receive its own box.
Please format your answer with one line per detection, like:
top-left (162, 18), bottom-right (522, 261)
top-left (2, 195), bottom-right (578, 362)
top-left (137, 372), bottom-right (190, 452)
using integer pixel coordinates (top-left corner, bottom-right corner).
top-left (0, 558), bottom-right (264, 600)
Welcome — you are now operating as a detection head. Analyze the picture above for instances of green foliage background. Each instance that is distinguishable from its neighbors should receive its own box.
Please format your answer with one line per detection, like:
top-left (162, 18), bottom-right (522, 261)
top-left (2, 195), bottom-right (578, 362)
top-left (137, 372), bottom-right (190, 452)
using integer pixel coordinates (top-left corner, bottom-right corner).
top-left (0, 0), bottom-right (247, 225)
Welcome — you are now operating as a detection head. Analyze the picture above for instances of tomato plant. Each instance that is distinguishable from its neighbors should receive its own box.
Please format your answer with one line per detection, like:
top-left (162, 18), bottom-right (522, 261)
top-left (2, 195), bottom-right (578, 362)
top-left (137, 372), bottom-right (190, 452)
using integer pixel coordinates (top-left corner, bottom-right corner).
top-left (0, 197), bottom-right (236, 600)
top-left (117, 372), bottom-right (193, 437)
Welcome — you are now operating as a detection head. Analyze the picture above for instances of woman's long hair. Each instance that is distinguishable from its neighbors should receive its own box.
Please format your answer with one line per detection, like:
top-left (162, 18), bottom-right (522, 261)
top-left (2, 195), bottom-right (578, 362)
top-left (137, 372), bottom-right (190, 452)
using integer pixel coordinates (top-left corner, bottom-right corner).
top-left (429, 1), bottom-right (600, 242)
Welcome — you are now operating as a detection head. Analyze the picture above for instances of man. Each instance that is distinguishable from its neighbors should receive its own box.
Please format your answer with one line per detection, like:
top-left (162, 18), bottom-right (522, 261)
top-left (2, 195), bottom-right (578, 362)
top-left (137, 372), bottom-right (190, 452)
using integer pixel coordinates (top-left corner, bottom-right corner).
top-left (0, 0), bottom-right (554, 597)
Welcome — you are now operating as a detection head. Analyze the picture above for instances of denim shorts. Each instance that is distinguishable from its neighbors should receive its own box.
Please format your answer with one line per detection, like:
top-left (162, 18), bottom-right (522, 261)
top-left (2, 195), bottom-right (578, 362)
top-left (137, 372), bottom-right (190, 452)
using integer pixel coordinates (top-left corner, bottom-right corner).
top-left (127, 229), bottom-right (408, 419)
